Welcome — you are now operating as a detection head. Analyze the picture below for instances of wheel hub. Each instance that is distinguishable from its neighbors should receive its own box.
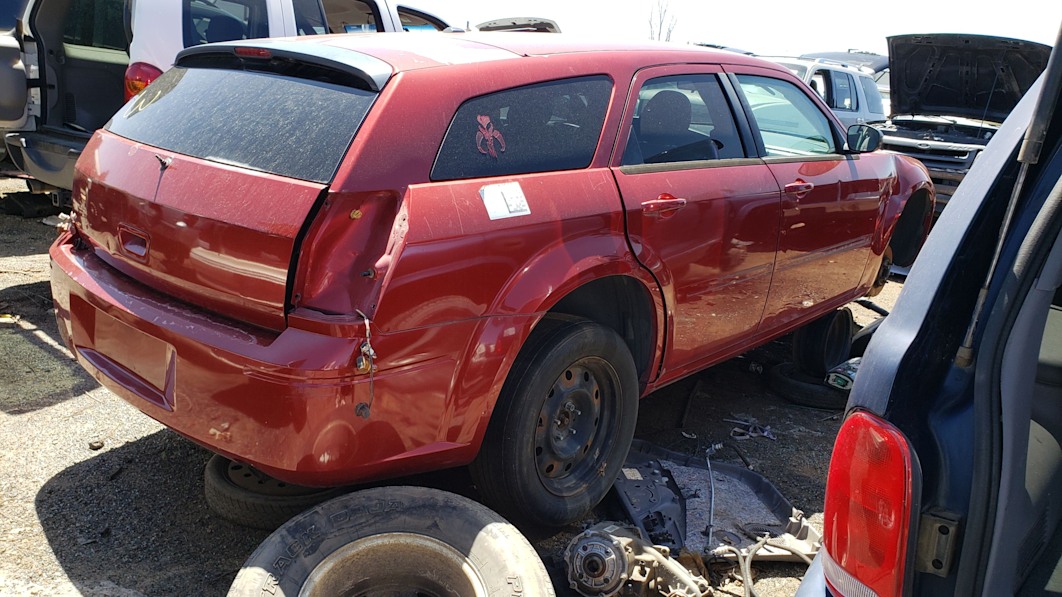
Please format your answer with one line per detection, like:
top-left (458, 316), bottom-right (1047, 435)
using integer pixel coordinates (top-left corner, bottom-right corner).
top-left (535, 360), bottom-right (614, 496)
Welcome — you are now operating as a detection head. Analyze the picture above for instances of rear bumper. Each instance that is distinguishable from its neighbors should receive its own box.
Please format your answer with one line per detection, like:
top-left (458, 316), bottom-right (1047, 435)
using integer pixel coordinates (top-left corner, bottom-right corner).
top-left (49, 232), bottom-right (474, 486)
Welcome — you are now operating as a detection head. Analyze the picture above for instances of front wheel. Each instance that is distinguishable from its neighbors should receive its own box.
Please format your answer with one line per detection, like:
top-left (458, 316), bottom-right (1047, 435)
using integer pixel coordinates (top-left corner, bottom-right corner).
top-left (227, 486), bottom-right (555, 597)
top-left (471, 318), bottom-right (639, 527)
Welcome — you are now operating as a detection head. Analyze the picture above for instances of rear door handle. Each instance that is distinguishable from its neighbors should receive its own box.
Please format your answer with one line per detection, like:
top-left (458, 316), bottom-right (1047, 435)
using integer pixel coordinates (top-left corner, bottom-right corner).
top-left (784, 180), bottom-right (814, 199)
top-left (641, 193), bottom-right (687, 218)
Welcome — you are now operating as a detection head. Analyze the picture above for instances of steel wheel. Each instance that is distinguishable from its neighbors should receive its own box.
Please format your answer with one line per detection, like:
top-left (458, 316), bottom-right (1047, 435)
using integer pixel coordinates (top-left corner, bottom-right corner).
top-left (535, 358), bottom-right (619, 497)
top-left (471, 318), bottom-right (639, 526)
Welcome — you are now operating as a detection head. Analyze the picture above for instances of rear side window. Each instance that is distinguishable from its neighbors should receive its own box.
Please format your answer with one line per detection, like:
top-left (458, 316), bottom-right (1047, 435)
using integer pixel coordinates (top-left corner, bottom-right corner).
top-left (622, 74), bottom-right (745, 166)
top-left (321, 0), bottom-right (383, 33)
top-left (184, 0), bottom-right (269, 47)
top-left (63, 0), bottom-right (126, 50)
top-left (292, 0), bottom-right (329, 34)
top-left (431, 76), bottom-right (612, 181)
top-left (106, 67), bottom-right (376, 183)
top-left (398, 7), bottom-right (447, 31)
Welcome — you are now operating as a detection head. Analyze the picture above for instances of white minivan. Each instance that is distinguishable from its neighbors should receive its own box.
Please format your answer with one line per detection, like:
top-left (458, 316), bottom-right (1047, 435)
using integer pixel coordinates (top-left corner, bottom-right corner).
top-left (0, 0), bottom-right (447, 203)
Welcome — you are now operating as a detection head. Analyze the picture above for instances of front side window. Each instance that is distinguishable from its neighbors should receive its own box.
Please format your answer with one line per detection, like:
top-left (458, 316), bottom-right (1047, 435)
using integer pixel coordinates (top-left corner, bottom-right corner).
top-left (183, 0), bottom-right (268, 47)
top-left (622, 74), bottom-right (744, 166)
top-left (431, 76), bottom-right (612, 181)
top-left (107, 66), bottom-right (376, 183)
top-left (830, 71), bottom-right (857, 111)
top-left (63, 0), bottom-right (126, 50)
top-left (737, 74), bottom-right (836, 156)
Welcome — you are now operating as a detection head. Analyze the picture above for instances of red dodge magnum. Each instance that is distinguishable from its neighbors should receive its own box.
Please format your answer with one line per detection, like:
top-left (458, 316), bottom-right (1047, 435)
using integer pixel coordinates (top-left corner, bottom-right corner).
top-left (49, 33), bottom-right (933, 526)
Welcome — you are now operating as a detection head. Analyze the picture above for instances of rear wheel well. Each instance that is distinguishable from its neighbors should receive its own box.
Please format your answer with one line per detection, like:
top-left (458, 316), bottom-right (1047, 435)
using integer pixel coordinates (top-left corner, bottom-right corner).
top-left (547, 276), bottom-right (655, 388)
top-left (891, 189), bottom-right (932, 267)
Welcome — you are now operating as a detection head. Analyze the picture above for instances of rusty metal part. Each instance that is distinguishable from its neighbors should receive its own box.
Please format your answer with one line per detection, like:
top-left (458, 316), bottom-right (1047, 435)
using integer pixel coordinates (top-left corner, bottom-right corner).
top-left (565, 523), bottom-right (710, 597)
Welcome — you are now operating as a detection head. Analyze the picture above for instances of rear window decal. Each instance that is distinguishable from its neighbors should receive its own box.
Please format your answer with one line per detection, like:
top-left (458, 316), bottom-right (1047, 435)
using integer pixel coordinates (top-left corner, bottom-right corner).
top-left (476, 114), bottom-right (506, 158)
top-left (480, 182), bottom-right (530, 220)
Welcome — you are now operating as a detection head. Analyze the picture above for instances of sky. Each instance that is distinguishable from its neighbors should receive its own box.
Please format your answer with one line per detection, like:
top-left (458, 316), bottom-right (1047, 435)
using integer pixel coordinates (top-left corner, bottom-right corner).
top-left (409, 0), bottom-right (1060, 57)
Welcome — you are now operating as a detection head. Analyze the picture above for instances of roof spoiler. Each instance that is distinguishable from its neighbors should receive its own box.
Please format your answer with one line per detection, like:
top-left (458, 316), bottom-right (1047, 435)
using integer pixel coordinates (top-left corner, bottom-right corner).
top-left (176, 40), bottom-right (393, 92)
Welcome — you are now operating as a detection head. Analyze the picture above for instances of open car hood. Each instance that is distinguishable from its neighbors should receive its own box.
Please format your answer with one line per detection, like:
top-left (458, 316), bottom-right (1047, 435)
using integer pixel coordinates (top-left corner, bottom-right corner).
top-left (888, 34), bottom-right (1051, 122)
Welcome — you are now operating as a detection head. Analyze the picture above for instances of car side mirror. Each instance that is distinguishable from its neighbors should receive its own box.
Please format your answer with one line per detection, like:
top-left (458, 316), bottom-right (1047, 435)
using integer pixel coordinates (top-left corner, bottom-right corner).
top-left (846, 124), bottom-right (882, 153)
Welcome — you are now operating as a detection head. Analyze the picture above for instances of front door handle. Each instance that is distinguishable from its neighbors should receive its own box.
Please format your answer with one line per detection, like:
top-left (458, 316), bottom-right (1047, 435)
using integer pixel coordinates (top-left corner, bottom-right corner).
top-left (641, 193), bottom-right (687, 218)
top-left (784, 180), bottom-right (814, 199)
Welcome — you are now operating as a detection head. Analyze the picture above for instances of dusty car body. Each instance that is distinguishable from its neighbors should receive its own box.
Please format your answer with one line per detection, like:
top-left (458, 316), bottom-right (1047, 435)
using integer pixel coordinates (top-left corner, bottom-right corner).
top-left (877, 33), bottom-right (1050, 214)
top-left (49, 33), bottom-right (933, 525)
top-left (797, 30), bottom-right (1062, 596)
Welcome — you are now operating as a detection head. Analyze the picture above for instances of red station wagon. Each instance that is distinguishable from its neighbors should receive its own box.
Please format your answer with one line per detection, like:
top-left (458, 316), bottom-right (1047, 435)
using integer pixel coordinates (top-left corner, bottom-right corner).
top-left (49, 33), bottom-right (934, 526)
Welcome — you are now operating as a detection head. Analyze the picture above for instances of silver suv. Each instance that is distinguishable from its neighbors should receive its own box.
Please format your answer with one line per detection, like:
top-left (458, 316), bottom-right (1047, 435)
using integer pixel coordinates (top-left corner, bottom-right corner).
top-left (763, 56), bottom-right (886, 128)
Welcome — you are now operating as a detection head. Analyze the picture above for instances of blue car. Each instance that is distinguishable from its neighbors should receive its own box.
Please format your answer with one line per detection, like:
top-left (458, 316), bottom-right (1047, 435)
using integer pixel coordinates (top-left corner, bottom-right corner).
top-left (798, 28), bottom-right (1062, 597)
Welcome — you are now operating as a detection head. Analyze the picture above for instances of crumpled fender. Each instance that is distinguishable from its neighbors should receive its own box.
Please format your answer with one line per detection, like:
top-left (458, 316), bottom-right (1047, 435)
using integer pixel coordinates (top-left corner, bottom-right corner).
top-left (874, 153), bottom-right (936, 256)
top-left (443, 234), bottom-right (662, 451)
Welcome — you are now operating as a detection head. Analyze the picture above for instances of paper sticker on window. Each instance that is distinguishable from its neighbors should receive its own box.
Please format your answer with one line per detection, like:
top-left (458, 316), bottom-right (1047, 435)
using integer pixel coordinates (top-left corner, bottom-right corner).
top-left (480, 182), bottom-right (530, 220)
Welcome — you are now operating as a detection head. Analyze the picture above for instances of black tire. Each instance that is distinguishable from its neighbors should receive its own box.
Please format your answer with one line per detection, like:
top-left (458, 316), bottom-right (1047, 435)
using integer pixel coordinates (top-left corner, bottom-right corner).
top-left (791, 307), bottom-right (854, 377)
top-left (851, 317), bottom-right (885, 357)
top-left (227, 486), bottom-right (556, 597)
top-left (768, 362), bottom-right (849, 410)
top-left (204, 454), bottom-right (349, 530)
top-left (470, 318), bottom-right (639, 527)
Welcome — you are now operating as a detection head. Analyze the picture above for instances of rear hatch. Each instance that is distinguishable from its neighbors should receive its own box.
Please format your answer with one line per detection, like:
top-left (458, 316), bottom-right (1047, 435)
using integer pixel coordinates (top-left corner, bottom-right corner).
top-left (73, 43), bottom-right (388, 330)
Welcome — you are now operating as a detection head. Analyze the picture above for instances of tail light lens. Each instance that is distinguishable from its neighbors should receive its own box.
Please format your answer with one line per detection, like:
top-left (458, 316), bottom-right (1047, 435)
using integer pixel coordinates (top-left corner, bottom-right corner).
top-left (124, 62), bottom-right (164, 101)
top-left (823, 410), bottom-right (914, 597)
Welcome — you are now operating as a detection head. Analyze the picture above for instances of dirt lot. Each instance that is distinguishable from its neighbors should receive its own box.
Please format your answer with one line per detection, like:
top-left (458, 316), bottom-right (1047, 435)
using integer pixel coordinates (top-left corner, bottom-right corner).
top-left (0, 177), bottom-right (901, 597)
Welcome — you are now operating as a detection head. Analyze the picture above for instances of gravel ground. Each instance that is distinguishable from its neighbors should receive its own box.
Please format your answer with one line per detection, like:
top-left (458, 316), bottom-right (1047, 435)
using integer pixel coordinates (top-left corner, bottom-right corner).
top-left (0, 176), bottom-right (902, 597)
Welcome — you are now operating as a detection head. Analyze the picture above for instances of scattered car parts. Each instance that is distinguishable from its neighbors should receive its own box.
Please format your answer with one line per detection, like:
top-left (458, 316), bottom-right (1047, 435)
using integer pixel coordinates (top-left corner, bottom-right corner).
top-left (566, 522), bottom-right (711, 597)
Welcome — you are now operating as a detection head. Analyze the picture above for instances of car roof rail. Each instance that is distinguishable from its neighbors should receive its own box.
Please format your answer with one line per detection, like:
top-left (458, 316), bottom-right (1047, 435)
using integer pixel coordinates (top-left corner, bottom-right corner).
top-left (811, 57), bottom-right (874, 75)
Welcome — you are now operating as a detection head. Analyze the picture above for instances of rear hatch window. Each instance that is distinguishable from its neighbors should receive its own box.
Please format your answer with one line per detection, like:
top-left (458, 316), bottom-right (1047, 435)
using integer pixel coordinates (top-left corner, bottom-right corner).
top-left (78, 58), bottom-right (379, 329)
top-left (106, 64), bottom-right (375, 183)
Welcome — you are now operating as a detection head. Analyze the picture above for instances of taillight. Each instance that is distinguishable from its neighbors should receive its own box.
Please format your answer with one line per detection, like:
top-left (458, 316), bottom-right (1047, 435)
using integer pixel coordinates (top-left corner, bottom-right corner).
top-left (124, 62), bottom-right (164, 101)
top-left (822, 410), bottom-right (914, 597)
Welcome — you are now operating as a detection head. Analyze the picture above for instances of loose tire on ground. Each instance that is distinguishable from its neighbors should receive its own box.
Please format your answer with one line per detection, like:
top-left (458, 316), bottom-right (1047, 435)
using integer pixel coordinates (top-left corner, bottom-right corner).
top-left (227, 486), bottom-right (556, 597)
top-left (204, 454), bottom-right (349, 530)
top-left (768, 362), bottom-right (850, 410)
top-left (791, 307), bottom-right (855, 378)
top-left (470, 317), bottom-right (639, 527)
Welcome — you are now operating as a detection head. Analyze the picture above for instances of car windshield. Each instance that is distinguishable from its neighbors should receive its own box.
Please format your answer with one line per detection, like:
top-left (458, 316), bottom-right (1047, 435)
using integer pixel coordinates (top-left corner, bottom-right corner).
top-left (106, 66), bottom-right (376, 183)
top-left (1, 0), bottom-right (30, 30)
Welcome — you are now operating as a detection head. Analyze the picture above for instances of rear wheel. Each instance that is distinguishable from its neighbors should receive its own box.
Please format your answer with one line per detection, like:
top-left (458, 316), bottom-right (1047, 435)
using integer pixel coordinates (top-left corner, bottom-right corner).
top-left (227, 486), bottom-right (555, 597)
top-left (203, 454), bottom-right (348, 530)
top-left (471, 318), bottom-right (639, 526)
